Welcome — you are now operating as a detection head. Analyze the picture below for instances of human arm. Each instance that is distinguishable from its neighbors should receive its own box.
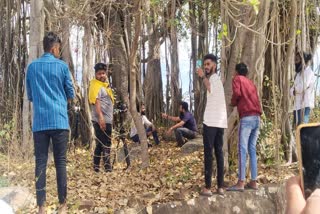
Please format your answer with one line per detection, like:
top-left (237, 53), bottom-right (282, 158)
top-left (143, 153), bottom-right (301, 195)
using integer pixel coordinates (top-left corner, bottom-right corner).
top-left (95, 99), bottom-right (106, 131)
top-left (26, 64), bottom-right (33, 102)
top-left (231, 76), bottom-right (241, 106)
top-left (167, 121), bottom-right (185, 135)
top-left (64, 65), bottom-right (75, 101)
top-left (196, 68), bottom-right (211, 93)
top-left (285, 176), bottom-right (320, 214)
top-left (286, 176), bottom-right (306, 214)
top-left (304, 68), bottom-right (316, 92)
top-left (142, 115), bottom-right (153, 128)
top-left (161, 113), bottom-right (181, 122)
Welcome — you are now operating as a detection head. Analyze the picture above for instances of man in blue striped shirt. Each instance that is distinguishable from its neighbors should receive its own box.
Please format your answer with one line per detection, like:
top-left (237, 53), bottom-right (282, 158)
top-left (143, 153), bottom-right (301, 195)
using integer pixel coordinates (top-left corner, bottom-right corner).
top-left (26, 32), bottom-right (74, 214)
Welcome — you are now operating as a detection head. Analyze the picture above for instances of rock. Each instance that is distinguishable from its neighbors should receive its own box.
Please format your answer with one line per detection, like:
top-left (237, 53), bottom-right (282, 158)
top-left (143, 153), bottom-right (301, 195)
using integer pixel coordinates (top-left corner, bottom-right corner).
top-left (0, 187), bottom-right (35, 212)
top-left (116, 143), bottom-right (141, 163)
top-left (116, 185), bottom-right (285, 214)
top-left (181, 136), bottom-right (203, 154)
top-left (127, 197), bottom-right (143, 208)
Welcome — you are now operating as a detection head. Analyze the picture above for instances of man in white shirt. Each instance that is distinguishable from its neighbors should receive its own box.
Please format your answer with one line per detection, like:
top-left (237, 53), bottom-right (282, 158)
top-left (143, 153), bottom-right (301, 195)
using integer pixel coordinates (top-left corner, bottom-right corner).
top-left (290, 52), bottom-right (316, 126)
top-left (196, 54), bottom-right (228, 196)
top-left (130, 104), bottom-right (160, 145)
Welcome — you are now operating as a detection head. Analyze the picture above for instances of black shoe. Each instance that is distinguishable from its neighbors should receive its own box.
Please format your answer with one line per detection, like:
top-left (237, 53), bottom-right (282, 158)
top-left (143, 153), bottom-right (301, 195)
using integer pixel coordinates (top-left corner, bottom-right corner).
top-left (105, 168), bottom-right (112, 173)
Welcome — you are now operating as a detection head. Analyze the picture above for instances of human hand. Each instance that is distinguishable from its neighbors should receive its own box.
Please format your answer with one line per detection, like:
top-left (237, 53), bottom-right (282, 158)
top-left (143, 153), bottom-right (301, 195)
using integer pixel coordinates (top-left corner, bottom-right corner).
top-left (166, 128), bottom-right (173, 136)
top-left (99, 116), bottom-right (106, 131)
top-left (162, 113), bottom-right (168, 119)
top-left (286, 176), bottom-right (320, 214)
top-left (196, 68), bottom-right (205, 78)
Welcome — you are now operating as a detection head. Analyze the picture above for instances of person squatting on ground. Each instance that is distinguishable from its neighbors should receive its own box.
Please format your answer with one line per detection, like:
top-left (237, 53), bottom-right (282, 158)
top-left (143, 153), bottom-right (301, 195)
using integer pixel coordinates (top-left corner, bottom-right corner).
top-left (130, 104), bottom-right (160, 146)
top-left (226, 63), bottom-right (262, 192)
top-left (26, 32), bottom-right (75, 214)
top-left (89, 63), bottom-right (115, 173)
top-left (162, 101), bottom-right (198, 147)
top-left (196, 54), bottom-right (228, 196)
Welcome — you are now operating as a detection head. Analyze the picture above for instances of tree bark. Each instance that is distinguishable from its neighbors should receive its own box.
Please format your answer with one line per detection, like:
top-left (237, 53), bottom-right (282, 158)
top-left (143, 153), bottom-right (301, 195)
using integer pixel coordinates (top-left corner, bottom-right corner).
top-left (22, 0), bottom-right (44, 158)
top-left (80, 16), bottom-right (95, 148)
top-left (144, 2), bottom-right (164, 123)
top-left (169, 0), bottom-right (181, 116)
top-left (129, 0), bottom-right (150, 168)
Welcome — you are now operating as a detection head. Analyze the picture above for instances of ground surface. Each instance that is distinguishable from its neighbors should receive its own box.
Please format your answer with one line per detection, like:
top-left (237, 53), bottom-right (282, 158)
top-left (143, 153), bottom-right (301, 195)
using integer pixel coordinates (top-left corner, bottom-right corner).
top-left (0, 140), bottom-right (297, 213)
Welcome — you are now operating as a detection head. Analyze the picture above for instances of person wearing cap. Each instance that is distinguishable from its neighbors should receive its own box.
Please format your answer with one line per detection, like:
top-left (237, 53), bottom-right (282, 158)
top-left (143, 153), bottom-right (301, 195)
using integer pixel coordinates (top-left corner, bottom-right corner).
top-left (89, 62), bottom-right (115, 172)
top-left (227, 63), bottom-right (262, 192)
top-left (196, 54), bottom-right (227, 196)
top-left (26, 32), bottom-right (74, 214)
top-left (162, 101), bottom-right (198, 147)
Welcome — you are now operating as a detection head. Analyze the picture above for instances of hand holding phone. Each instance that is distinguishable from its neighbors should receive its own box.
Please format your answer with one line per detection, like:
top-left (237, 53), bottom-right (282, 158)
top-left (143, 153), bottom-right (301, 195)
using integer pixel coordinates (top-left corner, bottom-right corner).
top-left (297, 123), bottom-right (320, 199)
top-left (196, 59), bottom-right (202, 68)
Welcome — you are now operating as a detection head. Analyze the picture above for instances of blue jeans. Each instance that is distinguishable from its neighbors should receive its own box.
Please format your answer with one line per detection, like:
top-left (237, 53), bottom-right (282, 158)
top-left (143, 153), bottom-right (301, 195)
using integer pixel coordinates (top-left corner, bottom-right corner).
top-left (238, 116), bottom-right (260, 181)
top-left (293, 107), bottom-right (311, 126)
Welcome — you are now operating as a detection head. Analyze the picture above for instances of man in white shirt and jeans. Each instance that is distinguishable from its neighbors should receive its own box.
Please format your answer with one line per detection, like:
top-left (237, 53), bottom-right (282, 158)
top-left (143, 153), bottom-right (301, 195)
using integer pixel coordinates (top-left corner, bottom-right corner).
top-left (197, 54), bottom-right (228, 196)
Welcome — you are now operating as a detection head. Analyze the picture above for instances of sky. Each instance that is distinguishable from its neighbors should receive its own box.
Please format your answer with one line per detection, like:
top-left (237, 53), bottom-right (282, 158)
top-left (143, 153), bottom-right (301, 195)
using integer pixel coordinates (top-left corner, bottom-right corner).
top-left (69, 27), bottom-right (320, 97)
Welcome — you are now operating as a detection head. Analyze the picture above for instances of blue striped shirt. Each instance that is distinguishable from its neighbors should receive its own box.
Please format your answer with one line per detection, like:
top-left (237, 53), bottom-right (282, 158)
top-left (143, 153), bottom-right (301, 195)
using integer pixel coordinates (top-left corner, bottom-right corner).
top-left (26, 53), bottom-right (75, 132)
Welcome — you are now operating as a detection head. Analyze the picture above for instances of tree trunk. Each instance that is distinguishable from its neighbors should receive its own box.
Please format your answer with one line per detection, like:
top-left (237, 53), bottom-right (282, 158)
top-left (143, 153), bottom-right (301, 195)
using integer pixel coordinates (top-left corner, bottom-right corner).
top-left (61, 0), bottom-right (75, 77)
top-left (22, 0), bottom-right (44, 158)
top-left (189, 0), bottom-right (197, 119)
top-left (144, 3), bottom-right (164, 123)
top-left (80, 18), bottom-right (94, 148)
top-left (169, 0), bottom-right (181, 116)
top-left (129, 0), bottom-right (150, 168)
top-left (194, 1), bottom-right (208, 128)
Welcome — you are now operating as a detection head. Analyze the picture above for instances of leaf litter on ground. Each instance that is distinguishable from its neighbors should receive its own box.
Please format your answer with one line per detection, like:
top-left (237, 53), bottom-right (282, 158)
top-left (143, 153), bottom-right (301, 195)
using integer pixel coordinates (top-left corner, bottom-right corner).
top-left (0, 140), bottom-right (296, 213)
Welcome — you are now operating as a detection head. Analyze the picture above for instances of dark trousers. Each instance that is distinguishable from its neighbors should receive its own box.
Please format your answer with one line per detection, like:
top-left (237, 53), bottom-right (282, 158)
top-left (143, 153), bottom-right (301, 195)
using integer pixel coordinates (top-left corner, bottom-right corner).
top-left (33, 130), bottom-right (69, 206)
top-left (93, 123), bottom-right (112, 172)
top-left (203, 124), bottom-right (224, 189)
top-left (174, 127), bottom-right (196, 146)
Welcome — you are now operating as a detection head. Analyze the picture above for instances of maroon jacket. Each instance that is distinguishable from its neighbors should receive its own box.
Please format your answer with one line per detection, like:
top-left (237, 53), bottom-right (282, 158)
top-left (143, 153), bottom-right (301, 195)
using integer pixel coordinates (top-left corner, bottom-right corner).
top-left (231, 75), bottom-right (262, 118)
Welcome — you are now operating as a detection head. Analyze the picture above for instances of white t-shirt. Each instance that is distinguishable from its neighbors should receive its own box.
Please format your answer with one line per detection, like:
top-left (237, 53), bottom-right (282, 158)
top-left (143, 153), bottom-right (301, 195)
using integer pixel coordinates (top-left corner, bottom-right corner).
top-left (130, 115), bottom-right (153, 137)
top-left (203, 73), bottom-right (228, 128)
top-left (290, 66), bottom-right (316, 110)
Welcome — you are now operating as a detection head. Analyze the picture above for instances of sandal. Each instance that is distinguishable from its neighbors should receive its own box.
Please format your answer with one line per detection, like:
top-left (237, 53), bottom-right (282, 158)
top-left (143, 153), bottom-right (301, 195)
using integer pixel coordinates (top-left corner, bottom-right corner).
top-left (200, 189), bottom-right (213, 197)
top-left (226, 185), bottom-right (244, 192)
top-left (245, 183), bottom-right (258, 190)
top-left (217, 188), bottom-right (225, 195)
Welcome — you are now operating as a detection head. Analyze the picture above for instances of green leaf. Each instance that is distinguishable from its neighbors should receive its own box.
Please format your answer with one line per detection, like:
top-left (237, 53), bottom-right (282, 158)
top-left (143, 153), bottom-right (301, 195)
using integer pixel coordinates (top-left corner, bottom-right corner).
top-left (218, 23), bottom-right (228, 39)
top-left (296, 29), bottom-right (302, 35)
top-left (248, 0), bottom-right (260, 14)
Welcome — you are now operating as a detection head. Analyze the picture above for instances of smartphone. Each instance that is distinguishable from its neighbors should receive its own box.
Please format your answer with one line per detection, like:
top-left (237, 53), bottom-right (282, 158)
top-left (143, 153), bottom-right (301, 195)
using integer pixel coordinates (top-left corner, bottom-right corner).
top-left (196, 59), bottom-right (202, 68)
top-left (296, 123), bottom-right (320, 199)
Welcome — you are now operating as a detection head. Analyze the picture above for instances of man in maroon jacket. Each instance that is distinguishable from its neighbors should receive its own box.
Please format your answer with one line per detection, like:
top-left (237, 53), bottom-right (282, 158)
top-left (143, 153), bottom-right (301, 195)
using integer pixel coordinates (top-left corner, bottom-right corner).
top-left (227, 63), bottom-right (262, 192)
